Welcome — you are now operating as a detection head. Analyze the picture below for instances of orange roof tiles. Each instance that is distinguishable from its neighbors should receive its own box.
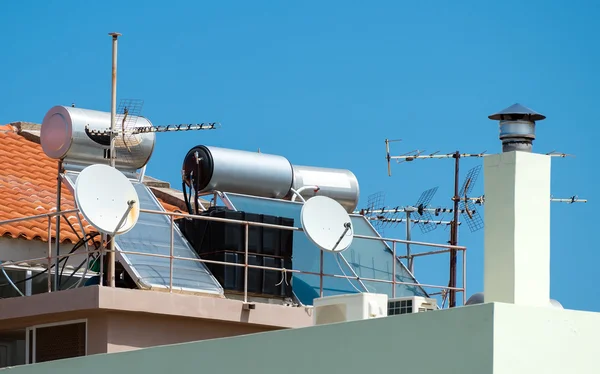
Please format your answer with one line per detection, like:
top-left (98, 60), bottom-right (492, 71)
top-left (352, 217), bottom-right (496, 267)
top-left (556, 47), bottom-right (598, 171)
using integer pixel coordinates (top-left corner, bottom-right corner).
top-left (0, 126), bottom-right (180, 244)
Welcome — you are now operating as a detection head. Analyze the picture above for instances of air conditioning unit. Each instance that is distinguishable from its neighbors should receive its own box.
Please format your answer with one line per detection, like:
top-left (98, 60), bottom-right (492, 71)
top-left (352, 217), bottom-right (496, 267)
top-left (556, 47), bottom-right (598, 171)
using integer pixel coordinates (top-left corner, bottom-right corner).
top-left (313, 293), bottom-right (388, 326)
top-left (388, 296), bottom-right (437, 315)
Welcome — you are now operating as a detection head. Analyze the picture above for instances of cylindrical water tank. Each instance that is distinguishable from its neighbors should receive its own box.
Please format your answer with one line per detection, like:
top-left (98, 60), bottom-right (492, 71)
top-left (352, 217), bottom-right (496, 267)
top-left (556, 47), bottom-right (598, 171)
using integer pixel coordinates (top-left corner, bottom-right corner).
top-left (182, 145), bottom-right (361, 211)
top-left (290, 165), bottom-right (360, 212)
top-left (41, 106), bottom-right (156, 171)
top-left (182, 145), bottom-right (294, 199)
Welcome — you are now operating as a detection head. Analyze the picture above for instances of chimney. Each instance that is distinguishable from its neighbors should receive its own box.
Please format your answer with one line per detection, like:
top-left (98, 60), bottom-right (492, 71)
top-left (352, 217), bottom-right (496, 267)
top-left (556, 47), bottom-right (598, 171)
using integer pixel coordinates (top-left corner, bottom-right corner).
top-left (483, 104), bottom-right (551, 307)
top-left (488, 103), bottom-right (546, 153)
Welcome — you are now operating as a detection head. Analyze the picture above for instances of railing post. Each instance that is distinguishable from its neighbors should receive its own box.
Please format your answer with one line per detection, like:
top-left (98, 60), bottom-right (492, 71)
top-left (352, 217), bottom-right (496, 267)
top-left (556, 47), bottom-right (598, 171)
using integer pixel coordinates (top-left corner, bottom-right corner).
top-left (244, 223), bottom-right (249, 303)
top-left (392, 241), bottom-right (396, 298)
top-left (99, 234), bottom-right (105, 287)
top-left (319, 250), bottom-right (324, 298)
top-left (47, 216), bottom-right (52, 293)
top-left (169, 215), bottom-right (174, 293)
top-left (462, 248), bottom-right (467, 305)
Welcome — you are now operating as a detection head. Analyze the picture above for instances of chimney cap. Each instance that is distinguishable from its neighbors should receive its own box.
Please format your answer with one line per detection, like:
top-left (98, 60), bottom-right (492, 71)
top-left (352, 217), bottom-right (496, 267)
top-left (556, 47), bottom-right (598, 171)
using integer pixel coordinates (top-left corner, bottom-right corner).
top-left (488, 103), bottom-right (546, 121)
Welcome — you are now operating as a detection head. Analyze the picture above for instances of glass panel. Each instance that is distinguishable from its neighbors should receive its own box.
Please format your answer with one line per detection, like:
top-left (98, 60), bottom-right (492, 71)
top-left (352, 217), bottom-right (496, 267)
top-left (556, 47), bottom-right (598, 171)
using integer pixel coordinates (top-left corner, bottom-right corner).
top-left (225, 193), bottom-right (427, 305)
top-left (114, 183), bottom-right (223, 295)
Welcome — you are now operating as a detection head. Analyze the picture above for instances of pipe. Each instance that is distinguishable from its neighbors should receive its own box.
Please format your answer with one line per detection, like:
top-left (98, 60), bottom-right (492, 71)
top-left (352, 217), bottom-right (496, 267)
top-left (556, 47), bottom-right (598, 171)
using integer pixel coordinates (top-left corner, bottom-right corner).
top-left (449, 151), bottom-right (460, 307)
top-left (290, 185), bottom-right (320, 203)
top-left (55, 161), bottom-right (62, 291)
top-left (107, 31), bottom-right (121, 288)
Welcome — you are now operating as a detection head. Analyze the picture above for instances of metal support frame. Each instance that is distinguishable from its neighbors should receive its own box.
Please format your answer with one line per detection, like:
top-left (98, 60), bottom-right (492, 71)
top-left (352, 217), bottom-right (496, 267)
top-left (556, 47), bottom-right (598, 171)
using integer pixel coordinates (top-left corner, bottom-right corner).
top-left (0, 208), bottom-right (467, 308)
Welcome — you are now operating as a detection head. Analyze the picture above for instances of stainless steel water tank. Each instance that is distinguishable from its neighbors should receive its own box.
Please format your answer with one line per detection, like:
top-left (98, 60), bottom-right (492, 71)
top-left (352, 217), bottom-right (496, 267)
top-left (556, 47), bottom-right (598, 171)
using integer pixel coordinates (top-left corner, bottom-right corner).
top-left (290, 165), bottom-right (360, 212)
top-left (182, 145), bottom-right (294, 199)
top-left (41, 105), bottom-right (156, 171)
top-left (182, 145), bottom-right (361, 212)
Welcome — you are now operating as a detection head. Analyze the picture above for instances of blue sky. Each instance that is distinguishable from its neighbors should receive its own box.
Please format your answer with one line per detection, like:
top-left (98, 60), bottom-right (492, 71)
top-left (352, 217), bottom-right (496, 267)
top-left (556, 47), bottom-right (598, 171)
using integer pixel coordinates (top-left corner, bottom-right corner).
top-left (1, 0), bottom-right (597, 311)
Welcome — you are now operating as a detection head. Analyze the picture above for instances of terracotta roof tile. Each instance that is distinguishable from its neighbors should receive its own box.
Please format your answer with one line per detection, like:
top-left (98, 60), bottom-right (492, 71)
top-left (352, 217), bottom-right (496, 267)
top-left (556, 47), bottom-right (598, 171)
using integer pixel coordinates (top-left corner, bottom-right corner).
top-left (0, 126), bottom-right (180, 244)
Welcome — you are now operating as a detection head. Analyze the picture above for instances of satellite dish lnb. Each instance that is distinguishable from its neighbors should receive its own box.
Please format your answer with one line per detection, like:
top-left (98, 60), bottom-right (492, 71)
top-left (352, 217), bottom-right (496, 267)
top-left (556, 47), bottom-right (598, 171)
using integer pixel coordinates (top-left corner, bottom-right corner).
top-left (75, 164), bottom-right (140, 235)
top-left (301, 196), bottom-right (354, 252)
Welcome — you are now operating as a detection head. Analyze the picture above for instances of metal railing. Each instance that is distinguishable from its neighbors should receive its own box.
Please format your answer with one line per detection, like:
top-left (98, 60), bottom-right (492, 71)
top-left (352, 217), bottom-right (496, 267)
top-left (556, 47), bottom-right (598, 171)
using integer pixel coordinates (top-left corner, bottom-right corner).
top-left (0, 208), bottom-right (467, 305)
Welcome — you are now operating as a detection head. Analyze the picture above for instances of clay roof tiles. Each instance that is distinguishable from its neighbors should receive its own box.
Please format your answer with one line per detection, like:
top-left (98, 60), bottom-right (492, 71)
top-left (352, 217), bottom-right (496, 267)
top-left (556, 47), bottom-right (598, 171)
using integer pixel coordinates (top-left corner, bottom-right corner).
top-left (0, 124), bottom-right (180, 244)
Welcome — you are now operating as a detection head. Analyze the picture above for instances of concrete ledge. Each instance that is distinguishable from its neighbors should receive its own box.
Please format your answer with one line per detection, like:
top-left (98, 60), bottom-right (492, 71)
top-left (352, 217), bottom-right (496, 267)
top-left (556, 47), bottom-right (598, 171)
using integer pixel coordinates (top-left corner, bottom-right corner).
top-left (0, 286), bottom-right (312, 329)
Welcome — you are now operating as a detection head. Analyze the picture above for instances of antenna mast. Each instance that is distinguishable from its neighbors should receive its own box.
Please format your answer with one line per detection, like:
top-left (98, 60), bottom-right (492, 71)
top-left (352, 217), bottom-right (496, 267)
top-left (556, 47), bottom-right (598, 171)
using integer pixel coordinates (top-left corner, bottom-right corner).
top-left (107, 31), bottom-right (122, 288)
top-left (386, 141), bottom-right (488, 308)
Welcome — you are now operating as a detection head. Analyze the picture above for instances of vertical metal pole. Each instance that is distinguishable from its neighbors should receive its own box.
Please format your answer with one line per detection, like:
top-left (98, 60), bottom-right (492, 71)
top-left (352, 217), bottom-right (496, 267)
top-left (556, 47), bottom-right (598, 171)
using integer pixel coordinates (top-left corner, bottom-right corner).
top-left (405, 211), bottom-right (413, 273)
top-left (54, 161), bottom-right (62, 291)
top-left (449, 151), bottom-right (460, 307)
top-left (99, 234), bottom-right (105, 286)
top-left (244, 223), bottom-right (249, 303)
top-left (392, 241), bottom-right (396, 298)
top-left (462, 248), bottom-right (467, 305)
top-left (47, 217), bottom-right (52, 293)
top-left (319, 250), bottom-right (324, 297)
top-left (107, 31), bottom-right (121, 288)
top-left (385, 139), bottom-right (392, 176)
top-left (169, 216), bottom-right (174, 292)
top-left (25, 270), bottom-right (32, 296)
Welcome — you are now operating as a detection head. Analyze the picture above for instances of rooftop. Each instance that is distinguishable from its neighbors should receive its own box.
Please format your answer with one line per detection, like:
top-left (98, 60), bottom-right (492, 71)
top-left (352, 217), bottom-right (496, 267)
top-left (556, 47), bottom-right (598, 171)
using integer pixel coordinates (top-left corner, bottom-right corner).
top-left (0, 122), bottom-right (184, 244)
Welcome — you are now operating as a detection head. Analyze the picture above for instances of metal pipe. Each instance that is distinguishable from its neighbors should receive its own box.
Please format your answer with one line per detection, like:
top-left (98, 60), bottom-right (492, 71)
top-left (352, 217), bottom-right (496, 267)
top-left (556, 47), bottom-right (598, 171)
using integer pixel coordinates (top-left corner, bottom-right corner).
top-left (449, 151), bottom-right (460, 307)
top-left (386, 139), bottom-right (391, 176)
top-left (406, 211), bottom-right (412, 273)
top-left (108, 32), bottom-right (120, 168)
top-left (107, 31), bottom-right (121, 289)
top-left (169, 216), bottom-right (174, 292)
top-left (244, 223), bottom-right (248, 303)
top-left (55, 161), bottom-right (62, 291)
top-left (392, 241), bottom-right (396, 298)
top-left (47, 216), bottom-right (52, 293)
top-left (25, 270), bottom-right (32, 296)
top-left (462, 247), bottom-right (467, 305)
top-left (99, 234), bottom-right (105, 286)
top-left (397, 247), bottom-right (464, 259)
top-left (319, 250), bottom-right (324, 297)
top-left (107, 250), bottom-right (466, 291)
top-left (0, 209), bottom-right (79, 226)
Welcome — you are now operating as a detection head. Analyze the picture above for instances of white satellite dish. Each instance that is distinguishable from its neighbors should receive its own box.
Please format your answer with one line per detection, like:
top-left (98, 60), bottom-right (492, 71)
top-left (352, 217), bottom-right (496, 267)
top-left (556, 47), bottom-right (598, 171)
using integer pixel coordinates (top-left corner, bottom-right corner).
top-left (75, 164), bottom-right (140, 235)
top-left (301, 196), bottom-right (353, 252)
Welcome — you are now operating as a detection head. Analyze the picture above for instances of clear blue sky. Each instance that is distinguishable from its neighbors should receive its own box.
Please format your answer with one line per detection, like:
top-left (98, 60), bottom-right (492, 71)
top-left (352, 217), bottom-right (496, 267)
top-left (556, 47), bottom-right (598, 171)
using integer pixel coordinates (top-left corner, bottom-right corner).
top-left (1, 0), bottom-right (597, 311)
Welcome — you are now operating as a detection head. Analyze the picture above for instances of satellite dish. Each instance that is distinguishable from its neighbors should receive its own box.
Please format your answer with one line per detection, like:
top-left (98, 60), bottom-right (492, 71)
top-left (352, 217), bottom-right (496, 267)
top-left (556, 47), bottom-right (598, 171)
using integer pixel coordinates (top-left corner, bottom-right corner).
top-left (301, 196), bottom-right (353, 252)
top-left (75, 164), bottom-right (140, 235)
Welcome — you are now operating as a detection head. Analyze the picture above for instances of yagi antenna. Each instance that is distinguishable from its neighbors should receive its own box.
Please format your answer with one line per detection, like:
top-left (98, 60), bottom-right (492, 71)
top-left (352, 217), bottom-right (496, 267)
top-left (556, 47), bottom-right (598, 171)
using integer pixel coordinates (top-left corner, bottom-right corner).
top-left (86, 98), bottom-right (221, 148)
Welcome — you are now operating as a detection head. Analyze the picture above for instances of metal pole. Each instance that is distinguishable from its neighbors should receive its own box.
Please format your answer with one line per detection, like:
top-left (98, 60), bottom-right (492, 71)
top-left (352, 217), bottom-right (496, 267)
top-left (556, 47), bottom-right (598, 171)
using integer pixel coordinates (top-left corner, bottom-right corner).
top-left (319, 250), bottom-right (324, 297)
top-left (462, 248), bottom-right (467, 305)
top-left (244, 223), bottom-right (249, 303)
top-left (47, 217), bottom-right (52, 293)
top-left (169, 215), bottom-right (174, 292)
top-left (406, 211), bottom-right (413, 273)
top-left (385, 139), bottom-right (391, 176)
top-left (54, 161), bottom-right (62, 291)
top-left (449, 151), bottom-right (460, 307)
top-left (392, 241), bottom-right (396, 298)
top-left (107, 31), bottom-right (121, 288)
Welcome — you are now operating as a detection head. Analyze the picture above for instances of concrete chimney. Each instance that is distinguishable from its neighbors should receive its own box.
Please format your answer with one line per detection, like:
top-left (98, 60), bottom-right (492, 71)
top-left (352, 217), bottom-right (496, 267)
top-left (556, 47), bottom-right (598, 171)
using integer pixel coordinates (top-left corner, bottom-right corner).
top-left (484, 104), bottom-right (551, 307)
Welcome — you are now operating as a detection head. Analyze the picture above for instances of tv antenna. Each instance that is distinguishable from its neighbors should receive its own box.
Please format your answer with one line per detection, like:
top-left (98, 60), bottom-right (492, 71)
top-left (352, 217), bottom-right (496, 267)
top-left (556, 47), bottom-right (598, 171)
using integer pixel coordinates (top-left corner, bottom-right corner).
top-left (386, 139), bottom-right (585, 307)
top-left (357, 187), bottom-right (475, 274)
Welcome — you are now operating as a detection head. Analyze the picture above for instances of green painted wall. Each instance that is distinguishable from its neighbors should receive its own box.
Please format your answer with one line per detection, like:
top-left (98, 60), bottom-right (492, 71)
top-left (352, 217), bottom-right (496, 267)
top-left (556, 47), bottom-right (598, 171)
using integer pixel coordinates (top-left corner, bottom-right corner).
top-left (1, 304), bottom-right (494, 374)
